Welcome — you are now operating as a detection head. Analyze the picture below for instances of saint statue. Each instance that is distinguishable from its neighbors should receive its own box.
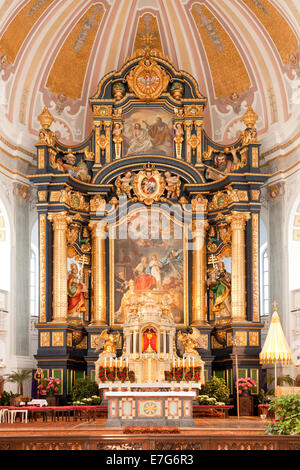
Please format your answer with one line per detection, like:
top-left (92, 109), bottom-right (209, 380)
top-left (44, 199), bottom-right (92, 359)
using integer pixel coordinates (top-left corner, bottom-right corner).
top-left (207, 261), bottom-right (231, 320)
top-left (67, 263), bottom-right (87, 317)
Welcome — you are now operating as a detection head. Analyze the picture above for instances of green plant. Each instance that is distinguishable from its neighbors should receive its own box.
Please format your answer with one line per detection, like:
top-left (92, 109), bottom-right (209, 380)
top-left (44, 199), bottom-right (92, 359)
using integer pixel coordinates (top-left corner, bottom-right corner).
top-left (265, 395), bottom-right (300, 435)
top-left (258, 388), bottom-right (274, 404)
top-left (0, 391), bottom-right (20, 406)
top-left (71, 378), bottom-right (98, 402)
top-left (199, 376), bottom-right (231, 404)
top-left (4, 369), bottom-right (32, 395)
top-left (277, 375), bottom-right (297, 386)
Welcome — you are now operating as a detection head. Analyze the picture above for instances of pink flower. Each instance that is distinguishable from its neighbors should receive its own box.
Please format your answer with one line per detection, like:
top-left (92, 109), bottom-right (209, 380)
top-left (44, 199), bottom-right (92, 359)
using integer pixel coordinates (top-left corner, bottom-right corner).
top-left (55, 387), bottom-right (58, 392)
top-left (46, 385), bottom-right (50, 389)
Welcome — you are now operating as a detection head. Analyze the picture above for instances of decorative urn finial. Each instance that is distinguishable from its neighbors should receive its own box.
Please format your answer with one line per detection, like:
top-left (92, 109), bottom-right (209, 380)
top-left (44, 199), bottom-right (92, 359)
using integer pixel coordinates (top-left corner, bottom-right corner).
top-left (38, 106), bottom-right (55, 129)
top-left (241, 106), bottom-right (258, 129)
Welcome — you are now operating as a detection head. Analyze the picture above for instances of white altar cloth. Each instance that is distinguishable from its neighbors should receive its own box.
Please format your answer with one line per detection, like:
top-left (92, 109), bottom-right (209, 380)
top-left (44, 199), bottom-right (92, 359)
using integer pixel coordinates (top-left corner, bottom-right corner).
top-left (106, 391), bottom-right (196, 397)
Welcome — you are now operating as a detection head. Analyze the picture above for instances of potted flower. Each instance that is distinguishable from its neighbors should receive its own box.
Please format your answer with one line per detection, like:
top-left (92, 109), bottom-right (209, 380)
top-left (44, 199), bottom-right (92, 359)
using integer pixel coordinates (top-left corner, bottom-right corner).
top-left (38, 377), bottom-right (61, 405)
top-left (236, 377), bottom-right (256, 395)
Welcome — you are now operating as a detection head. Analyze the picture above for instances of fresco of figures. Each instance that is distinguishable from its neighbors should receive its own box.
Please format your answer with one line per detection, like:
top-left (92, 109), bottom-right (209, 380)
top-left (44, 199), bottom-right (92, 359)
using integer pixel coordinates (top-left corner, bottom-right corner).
top-left (123, 108), bottom-right (173, 156)
top-left (111, 210), bottom-right (186, 325)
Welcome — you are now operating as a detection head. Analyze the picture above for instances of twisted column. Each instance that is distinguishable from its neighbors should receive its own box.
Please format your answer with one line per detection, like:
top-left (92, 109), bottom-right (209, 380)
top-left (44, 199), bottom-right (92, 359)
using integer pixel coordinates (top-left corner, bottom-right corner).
top-left (48, 212), bottom-right (71, 323)
top-left (225, 211), bottom-right (251, 322)
top-left (192, 219), bottom-right (209, 325)
top-left (89, 220), bottom-right (107, 326)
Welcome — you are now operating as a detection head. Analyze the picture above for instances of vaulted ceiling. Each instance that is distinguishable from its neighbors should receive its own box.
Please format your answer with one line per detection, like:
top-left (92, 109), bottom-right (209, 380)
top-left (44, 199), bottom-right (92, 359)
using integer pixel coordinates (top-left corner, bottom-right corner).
top-left (0, 0), bottom-right (299, 156)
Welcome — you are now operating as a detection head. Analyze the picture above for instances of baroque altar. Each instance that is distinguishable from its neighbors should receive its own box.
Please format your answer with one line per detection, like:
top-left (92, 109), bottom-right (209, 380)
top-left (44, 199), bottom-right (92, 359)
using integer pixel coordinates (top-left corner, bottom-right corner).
top-left (29, 43), bottom-right (268, 404)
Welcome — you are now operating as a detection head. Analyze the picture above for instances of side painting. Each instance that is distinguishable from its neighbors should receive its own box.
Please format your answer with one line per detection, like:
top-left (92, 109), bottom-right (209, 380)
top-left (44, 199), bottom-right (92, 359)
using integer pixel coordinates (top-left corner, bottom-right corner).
top-left (123, 108), bottom-right (173, 156)
top-left (110, 210), bottom-right (187, 326)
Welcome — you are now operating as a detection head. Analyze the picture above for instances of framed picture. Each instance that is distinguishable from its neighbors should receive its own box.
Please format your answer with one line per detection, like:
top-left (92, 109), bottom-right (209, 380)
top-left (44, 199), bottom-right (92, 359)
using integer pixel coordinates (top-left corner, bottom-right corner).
top-left (123, 107), bottom-right (173, 157)
top-left (110, 208), bottom-right (188, 327)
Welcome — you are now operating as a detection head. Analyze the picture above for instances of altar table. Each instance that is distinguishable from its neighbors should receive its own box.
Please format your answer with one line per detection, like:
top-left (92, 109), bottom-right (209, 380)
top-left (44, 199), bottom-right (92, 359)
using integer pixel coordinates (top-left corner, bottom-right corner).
top-left (106, 390), bottom-right (196, 428)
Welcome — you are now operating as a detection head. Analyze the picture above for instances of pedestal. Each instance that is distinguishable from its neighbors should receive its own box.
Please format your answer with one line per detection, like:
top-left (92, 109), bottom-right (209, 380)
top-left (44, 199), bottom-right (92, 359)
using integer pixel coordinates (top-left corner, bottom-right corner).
top-left (106, 390), bottom-right (195, 428)
top-left (239, 395), bottom-right (253, 416)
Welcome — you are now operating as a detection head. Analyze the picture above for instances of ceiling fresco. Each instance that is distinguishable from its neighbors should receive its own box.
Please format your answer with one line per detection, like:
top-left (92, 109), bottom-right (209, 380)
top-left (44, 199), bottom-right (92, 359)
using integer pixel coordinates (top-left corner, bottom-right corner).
top-left (0, 0), bottom-right (298, 155)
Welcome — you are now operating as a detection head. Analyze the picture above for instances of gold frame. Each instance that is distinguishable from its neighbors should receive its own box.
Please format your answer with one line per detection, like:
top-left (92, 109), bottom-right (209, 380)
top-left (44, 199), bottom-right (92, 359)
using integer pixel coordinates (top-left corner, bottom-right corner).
top-left (109, 206), bottom-right (189, 327)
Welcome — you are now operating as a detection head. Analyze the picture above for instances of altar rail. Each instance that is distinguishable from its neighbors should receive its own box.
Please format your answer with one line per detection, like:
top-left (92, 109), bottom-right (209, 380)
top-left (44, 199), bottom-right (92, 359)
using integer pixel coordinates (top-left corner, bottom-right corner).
top-left (0, 435), bottom-right (299, 450)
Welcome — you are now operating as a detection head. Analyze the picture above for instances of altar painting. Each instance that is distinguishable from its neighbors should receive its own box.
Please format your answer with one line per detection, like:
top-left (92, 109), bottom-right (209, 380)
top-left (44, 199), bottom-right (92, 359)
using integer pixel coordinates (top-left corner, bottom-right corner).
top-left (110, 210), bottom-right (187, 326)
top-left (123, 108), bottom-right (173, 156)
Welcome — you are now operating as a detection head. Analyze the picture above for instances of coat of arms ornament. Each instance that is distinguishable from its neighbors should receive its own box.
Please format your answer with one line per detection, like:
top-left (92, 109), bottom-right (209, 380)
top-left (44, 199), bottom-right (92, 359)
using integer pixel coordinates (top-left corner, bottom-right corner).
top-left (126, 56), bottom-right (170, 102)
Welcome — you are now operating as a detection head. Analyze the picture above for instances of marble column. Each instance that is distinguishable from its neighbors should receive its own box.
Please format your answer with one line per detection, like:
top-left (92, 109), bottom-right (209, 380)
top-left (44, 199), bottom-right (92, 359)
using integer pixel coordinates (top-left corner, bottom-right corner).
top-left (225, 211), bottom-right (251, 322)
top-left (48, 212), bottom-right (71, 323)
top-left (192, 219), bottom-right (209, 325)
top-left (89, 220), bottom-right (107, 326)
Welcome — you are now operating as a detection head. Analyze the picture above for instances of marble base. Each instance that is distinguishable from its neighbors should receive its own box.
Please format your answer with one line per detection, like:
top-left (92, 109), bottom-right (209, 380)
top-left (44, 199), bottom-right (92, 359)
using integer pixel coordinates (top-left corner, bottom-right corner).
top-left (106, 390), bottom-right (195, 428)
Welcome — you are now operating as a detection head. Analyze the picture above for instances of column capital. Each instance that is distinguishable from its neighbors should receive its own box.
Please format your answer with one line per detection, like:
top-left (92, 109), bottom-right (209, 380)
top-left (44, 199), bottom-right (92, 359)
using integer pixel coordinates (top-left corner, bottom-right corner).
top-left (88, 219), bottom-right (107, 238)
top-left (192, 218), bottom-right (209, 236)
top-left (48, 211), bottom-right (72, 230)
top-left (225, 211), bottom-right (250, 230)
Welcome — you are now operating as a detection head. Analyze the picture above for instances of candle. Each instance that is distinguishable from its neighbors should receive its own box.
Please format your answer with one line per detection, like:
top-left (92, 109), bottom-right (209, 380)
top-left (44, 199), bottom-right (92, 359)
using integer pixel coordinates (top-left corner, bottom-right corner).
top-left (104, 358), bottom-right (106, 369)
top-left (193, 357), bottom-right (195, 368)
top-left (110, 357), bottom-right (112, 368)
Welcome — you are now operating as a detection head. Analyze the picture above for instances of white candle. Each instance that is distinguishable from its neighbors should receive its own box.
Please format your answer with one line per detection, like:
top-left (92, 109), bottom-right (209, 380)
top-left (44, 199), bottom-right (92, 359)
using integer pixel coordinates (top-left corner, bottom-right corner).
top-left (110, 357), bottom-right (112, 368)
top-left (104, 358), bottom-right (106, 369)
top-left (193, 357), bottom-right (195, 368)
top-left (188, 357), bottom-right (191, 367)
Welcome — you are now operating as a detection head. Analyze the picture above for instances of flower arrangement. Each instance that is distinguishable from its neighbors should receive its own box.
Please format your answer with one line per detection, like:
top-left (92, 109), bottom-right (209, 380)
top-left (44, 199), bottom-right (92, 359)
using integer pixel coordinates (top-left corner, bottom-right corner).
top-left (164, 367), bottom-right (202, 382)
top-left (198, 395), bottom-right (225, 406)
top-left (73, 395), bottom-right (102, 406)
top-left (38, 377), bottom-right (61, 396)
top-left (98, 366), bottom-right (135, 383)
top-left (236, 377), bottom-right (256, 394)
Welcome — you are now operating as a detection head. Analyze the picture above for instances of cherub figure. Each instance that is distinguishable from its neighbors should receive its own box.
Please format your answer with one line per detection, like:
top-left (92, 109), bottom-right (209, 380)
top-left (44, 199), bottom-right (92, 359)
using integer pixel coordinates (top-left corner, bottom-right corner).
top-left (164, 171), bottom-right (181, 198)
top-left (177, 327), bottom-right (202, 357)
top-left (98, 329), bottom-right (120, 355)
top-left (116, 171), bottom-right (134, 198)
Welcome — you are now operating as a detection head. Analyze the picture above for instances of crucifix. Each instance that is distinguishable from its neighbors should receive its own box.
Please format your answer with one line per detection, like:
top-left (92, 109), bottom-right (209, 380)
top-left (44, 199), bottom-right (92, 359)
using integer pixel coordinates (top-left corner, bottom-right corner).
top-left (272, 301), bottom-right (278, 311)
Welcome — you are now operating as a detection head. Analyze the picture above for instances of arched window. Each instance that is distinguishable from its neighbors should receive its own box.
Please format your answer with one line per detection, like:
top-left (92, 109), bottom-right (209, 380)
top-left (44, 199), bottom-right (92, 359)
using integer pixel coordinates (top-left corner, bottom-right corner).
top-left (260, 217), bottom-right (269, 316)
top-left (30, 219), bottom-right (38, 317)
top-left (261, 246), bottom-right (270, 316)
top-left (0, 197), bottom-right (10, 292)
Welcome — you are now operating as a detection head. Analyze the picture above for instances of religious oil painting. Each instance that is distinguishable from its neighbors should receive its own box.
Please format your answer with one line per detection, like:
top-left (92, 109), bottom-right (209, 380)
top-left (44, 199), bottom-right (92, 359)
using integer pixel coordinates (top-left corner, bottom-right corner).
top-left (110, 209), bottom-right (188, 326)
top-left (123, 108), bottom-right (173, 157)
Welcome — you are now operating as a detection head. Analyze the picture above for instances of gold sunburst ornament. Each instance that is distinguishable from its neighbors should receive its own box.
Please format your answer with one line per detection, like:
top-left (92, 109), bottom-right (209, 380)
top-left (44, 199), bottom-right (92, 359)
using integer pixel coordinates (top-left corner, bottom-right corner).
top-left (126, 56), bottom-right (170, 102)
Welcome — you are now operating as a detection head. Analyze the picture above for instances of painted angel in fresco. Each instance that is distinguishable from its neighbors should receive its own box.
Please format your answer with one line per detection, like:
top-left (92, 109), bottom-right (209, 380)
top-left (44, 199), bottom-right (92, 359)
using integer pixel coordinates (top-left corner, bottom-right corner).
top-left (207, 261), bottom-right (231, 320)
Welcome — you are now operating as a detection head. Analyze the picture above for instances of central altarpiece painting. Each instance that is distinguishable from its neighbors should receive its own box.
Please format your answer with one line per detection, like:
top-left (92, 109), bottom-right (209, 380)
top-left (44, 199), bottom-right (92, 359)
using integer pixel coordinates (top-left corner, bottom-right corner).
top-left (29, 44), bottom-right (267, 406)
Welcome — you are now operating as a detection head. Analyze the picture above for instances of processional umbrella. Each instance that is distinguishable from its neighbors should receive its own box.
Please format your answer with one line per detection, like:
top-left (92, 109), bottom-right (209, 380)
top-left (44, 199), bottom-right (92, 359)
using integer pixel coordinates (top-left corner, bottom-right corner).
top-left (259, 302), bottom-right (293, 390)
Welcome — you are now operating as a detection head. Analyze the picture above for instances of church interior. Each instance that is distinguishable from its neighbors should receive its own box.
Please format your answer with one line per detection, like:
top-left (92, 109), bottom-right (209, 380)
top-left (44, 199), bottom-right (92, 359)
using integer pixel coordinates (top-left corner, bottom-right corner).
top-left (0, 0), bottom-right (299, 452)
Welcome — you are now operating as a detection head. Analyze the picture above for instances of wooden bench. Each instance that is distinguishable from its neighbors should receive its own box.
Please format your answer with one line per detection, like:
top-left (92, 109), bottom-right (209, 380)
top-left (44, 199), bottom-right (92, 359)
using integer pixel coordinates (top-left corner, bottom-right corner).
top-left (193, 404), bottom-right (234, 418)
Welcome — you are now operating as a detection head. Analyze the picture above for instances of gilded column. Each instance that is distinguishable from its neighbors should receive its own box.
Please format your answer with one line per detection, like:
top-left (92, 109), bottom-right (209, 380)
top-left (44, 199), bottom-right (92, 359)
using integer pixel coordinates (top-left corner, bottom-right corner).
top-left (225, 211), bottom-right (251, 322)
top-left (39, 214), bottom-right (46, 323)
top-left (48, 212), bottom-right (71, 323)
top-left (104, 121), bottom-right (111, 163)
top-left (192, 219), bottom-right (209, 325)
top-left (89, 220), bottom-right (107, 326)
top-left (195, 120), bottom-right (202, 166)
top-left (252, 213), bottom-right (260, 322)
top-left (184, 120), bottom-right (193, 163)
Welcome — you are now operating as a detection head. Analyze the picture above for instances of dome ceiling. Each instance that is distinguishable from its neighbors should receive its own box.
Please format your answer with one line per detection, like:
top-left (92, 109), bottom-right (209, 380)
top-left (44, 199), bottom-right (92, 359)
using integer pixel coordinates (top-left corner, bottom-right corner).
top-left (0, 0), bottom-right (299, 152)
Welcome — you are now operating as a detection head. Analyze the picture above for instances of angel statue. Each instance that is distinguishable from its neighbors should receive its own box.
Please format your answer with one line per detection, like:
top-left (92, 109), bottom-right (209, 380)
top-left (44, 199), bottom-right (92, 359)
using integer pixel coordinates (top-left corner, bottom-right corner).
top-left (97, 329), bottom-right (121, 356)
top-left (177, 327), bottom-right (202, 357)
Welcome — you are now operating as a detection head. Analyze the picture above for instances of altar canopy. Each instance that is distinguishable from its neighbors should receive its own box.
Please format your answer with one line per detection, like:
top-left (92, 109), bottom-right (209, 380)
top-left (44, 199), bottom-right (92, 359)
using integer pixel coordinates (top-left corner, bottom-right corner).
top-left (29, 41), bottom-right (268, 400)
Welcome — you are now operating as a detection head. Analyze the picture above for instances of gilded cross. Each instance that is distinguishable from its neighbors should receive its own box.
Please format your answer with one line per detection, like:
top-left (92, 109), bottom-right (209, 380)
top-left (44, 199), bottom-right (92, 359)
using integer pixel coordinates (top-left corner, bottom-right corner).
top-left (272, 301), bottom-right (278, 311)
top-left (208, 254), bottom-right (218, 267)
